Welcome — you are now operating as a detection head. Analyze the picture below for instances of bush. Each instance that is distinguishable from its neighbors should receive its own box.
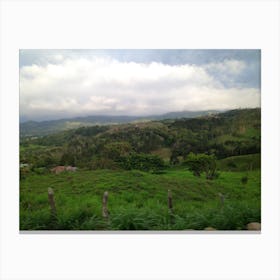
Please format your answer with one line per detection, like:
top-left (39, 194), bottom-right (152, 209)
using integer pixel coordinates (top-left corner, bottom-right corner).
top-left (91, 158), bottom-right (118, 170)
top-left (118, 153), bottom-right (165, 172)
top-left (33, 167), bottom-right (48, 175)
top-left (184, 153), bottom-right (218, 179)
top-left (103, 141), bottom-right (132, 161)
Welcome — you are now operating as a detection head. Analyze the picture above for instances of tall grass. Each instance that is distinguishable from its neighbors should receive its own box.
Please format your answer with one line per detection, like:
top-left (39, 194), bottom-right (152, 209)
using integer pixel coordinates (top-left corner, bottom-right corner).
top-left (20, 169), bottom-right (260, 230)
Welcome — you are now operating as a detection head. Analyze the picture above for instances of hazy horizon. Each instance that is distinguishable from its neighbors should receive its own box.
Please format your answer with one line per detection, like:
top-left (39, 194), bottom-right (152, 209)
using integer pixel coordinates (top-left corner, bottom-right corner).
top-left (20, 108), bottom-right (224, 123)
top-left (19, 107), bottom-right (262, 123)
top-left (20, 49), bottom-right (261, 121)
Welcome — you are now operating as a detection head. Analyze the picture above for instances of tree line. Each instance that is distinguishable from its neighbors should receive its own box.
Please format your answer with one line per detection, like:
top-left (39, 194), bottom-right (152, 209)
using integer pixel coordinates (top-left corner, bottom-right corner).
top-left (20, 108), bottom-right (261, 177)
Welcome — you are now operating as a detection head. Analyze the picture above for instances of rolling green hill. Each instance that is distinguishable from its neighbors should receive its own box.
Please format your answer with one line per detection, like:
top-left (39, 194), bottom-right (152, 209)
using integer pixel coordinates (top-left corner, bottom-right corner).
top-left (20, 108), bottom-right (261, 230)
top-left (20, 108), bottom-right (261, 169)
top-left (20, 110), bottom-right (221, 137)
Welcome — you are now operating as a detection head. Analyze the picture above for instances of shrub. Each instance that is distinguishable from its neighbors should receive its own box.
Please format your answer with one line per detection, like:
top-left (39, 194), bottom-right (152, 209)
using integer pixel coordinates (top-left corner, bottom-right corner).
top-left (184, 153), bottom-right (218, 179)
top-left (91, 158), bottom-right (118, 170)
top-left (118, 153), bottom-right (165, 172)
top-left (33, 167), bottom-right (48, 175)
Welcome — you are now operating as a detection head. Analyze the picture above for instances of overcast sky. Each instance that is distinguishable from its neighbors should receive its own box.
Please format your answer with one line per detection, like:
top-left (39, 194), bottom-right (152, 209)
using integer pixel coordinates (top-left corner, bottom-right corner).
top-left (20, 49), bottom-right (261, 121)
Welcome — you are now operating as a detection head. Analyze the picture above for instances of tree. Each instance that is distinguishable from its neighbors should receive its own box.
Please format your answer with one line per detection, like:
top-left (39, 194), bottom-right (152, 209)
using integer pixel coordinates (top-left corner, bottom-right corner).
top-left (103, 141), bottom-right (132, 161)
top-left (184, 153), bottom-right (218, 179)
top-left (119, 153), bottom-right (165, 172)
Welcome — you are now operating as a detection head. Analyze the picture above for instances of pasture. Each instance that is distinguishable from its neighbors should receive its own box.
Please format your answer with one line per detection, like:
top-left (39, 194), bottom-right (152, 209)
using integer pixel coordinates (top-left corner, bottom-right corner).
top-left (20, 166), bottom-right (261, 230)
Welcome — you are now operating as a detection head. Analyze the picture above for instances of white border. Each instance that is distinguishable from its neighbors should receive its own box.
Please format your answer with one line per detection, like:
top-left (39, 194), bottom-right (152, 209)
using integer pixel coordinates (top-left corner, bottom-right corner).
top-left (1, 1), bottom-right (280, 280)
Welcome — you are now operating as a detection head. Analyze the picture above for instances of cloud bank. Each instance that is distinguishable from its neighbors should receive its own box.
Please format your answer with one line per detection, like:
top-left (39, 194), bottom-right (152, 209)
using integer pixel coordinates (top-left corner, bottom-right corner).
top-left (20, 54), bottom-right (260, 121)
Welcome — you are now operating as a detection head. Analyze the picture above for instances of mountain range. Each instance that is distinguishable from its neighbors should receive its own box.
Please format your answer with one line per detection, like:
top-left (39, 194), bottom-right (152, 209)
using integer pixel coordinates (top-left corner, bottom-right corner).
top-left (20, 110), bottom-right (221, 137)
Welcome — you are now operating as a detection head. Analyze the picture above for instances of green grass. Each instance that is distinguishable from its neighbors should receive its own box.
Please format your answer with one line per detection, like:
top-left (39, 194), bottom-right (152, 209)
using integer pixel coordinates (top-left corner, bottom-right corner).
top-left (211, 134), bottom-right (243, 144)
top-left (239, 127), bottom-right (259, 138)
top-left (217, 153), bottom-right (261, 171)
top-left (20, 168), bottom-right (260, 230)
top-left (210, 126), bottom-right (259, 145)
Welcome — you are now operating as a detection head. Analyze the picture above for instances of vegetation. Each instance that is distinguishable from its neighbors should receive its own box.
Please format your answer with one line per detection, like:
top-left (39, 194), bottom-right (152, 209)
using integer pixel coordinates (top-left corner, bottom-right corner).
top-left (20, 108), bottom-right (261, 230)
top-left (20, 110), bottom-right (220, 137)
top-left (183, 153), bottom-right (218, 179)
top-left (20, 169), bottom-right (260, 230)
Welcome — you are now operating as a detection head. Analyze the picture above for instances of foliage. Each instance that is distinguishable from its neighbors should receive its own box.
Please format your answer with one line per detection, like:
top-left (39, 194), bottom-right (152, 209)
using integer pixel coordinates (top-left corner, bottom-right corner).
top-left (184, 153), bottom-right (218, 179)
top-left (103, 141), bottom-right (132, 160)
top-left (20, 109), bottom-right (261, 171)
top-left (118, 153), bottom-right (165, 172)
top-left (91, 157), bottom-right (118, 170)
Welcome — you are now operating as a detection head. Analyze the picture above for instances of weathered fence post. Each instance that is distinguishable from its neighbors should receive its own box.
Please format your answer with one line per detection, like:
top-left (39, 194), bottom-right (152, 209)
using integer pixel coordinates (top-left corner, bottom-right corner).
top-left (218, 192), bottom-right (225, 209)
top-left (168, 189), bottom-right (174, 225)
top-left (102, 191), bottom-right (109, 219)
top-left (48, 187), bottom-right (56, 216)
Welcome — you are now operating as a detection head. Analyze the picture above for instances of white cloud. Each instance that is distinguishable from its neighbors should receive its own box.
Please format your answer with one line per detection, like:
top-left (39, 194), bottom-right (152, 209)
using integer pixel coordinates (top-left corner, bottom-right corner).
top-left (20, 57), bottom-right (260, 120)
top-left (205, 59), bottom-right (246, 75)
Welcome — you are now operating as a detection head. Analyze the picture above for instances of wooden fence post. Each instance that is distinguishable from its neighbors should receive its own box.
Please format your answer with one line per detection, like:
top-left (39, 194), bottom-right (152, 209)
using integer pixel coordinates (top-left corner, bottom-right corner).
top-left (218, 192), bottom-right (225, 209)
top-left (168, 189), bottom-right (174, 225)
top-left (102, 191), bottom-right (109, 219)
top-left (48, 187), bottom-right (56, 216)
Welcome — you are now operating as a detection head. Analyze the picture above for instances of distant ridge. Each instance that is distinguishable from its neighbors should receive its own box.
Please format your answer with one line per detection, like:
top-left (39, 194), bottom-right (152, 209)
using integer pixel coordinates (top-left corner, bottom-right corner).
top-left (20, 109), bottom-right (222, 137)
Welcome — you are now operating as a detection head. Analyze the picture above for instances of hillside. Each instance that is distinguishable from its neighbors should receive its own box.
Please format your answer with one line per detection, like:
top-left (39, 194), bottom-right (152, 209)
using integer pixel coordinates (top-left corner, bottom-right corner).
top-left (20, 110), bottom-right (221, 137)
top-left (20, 108), bottom-right (261, 230)
top-left (20, 108), bottom-right (260, 169)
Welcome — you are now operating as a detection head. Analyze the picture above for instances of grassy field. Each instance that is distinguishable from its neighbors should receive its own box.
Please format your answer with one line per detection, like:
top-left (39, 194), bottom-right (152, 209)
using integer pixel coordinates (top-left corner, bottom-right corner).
top-left (217, 153), bottom-right (261, 171)
top-left (20, 165), bottom-right (261, 231)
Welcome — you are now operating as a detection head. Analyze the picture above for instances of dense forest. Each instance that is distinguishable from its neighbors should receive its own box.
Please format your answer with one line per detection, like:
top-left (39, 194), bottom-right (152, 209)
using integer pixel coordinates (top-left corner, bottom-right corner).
top-left (20, 108), bottom-right (261, 230)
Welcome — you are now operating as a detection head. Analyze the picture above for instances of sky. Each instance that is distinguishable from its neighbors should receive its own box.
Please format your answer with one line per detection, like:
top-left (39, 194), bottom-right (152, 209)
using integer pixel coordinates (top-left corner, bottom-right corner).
top-left (19, 49), bottom-right (261, 121)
